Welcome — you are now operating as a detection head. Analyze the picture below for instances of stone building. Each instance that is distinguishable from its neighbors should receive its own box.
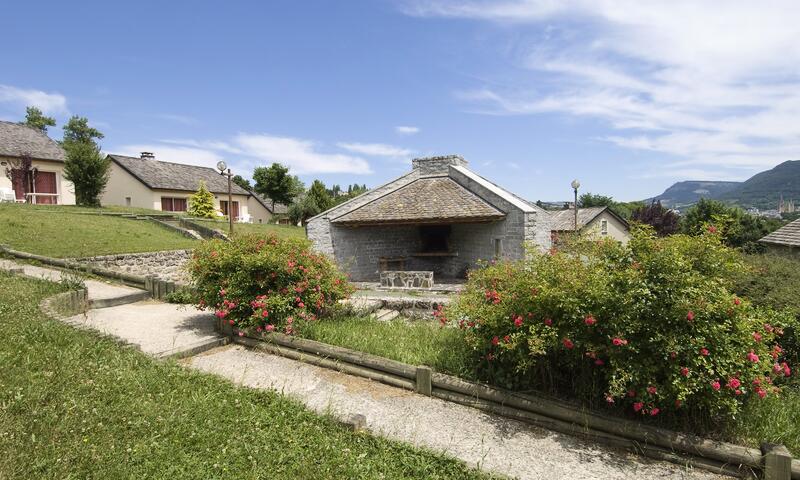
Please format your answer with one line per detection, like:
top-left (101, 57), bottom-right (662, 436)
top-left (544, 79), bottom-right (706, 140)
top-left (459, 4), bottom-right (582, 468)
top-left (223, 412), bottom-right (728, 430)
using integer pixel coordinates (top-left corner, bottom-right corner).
top-left (307, 155), bottom-right (552, 282)
top-left (759, 218), bottom-right (800, 256)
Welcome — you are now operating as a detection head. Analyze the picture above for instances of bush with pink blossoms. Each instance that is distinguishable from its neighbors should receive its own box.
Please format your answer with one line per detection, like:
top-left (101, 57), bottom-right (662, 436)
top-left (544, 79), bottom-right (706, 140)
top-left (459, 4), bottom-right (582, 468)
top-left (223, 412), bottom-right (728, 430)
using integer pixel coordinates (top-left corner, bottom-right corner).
top-left (189, 234), bottom-right (353, 334)
top-left (445, 226), bottom-right (794, 418)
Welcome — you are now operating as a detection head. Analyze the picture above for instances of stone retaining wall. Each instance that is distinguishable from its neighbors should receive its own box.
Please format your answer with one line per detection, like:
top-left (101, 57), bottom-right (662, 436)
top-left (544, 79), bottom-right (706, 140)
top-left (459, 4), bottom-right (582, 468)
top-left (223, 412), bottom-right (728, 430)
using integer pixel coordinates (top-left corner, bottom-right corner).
top-left (78, 250), bottom-right (192, 284)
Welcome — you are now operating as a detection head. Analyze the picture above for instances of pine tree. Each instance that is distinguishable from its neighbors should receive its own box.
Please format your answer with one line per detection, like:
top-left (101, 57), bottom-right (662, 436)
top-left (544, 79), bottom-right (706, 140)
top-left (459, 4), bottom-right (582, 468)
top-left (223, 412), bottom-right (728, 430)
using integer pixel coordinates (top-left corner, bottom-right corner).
top-left (187, 181), bottom-right (217, 218)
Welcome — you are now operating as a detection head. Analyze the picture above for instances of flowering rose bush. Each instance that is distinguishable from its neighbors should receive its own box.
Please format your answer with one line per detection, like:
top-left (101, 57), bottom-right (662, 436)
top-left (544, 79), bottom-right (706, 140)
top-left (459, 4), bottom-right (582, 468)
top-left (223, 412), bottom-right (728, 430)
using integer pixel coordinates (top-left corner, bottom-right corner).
top-left (444, 226), bottom-right (793, 417)
top-left (189, 234), bottom-right (353, 334)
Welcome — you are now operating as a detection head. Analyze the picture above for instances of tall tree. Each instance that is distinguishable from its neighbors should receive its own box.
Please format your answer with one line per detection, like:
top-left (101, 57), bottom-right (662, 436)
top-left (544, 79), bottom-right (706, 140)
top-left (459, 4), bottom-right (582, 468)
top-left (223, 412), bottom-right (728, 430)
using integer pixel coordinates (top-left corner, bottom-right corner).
top-left (61, 116), bottom-right (109, 206)
top-left (20, 106), bottom-right (56, 133)
top-left (253, 163), bottom-right (301, 210)
top-left (681, 198), bottom-right (783, 252)
top-left (231, 174), bottom-right (253, 192)
top-left (307, 179), bottom-right (333, 212)
top-left (62, 116), bottom-right (104, 145)
top-left (62, 142), bottom-right (110, 206)
top-left (631, 201), bottom-right (679, 236)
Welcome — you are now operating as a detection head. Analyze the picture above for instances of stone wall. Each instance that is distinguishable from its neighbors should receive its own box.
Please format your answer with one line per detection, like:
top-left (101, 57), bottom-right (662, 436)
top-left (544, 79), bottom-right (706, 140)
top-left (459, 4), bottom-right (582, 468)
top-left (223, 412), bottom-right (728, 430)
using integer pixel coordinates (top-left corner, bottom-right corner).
top-left (77, 250), bottom-right (192, 284)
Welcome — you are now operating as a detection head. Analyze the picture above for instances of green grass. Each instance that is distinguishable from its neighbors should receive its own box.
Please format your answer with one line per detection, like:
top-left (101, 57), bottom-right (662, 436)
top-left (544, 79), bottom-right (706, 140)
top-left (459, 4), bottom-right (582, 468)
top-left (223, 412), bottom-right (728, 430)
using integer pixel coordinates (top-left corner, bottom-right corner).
top-left (0, 272), bottom-right (489, 479)
top-left (298, 314), bottom-right (800, 455)
top-left (191, 218), bottom-right (306, 240)
top-left (0, 204), bottom-right (197, 257)
top-left (298, 317), bottom-right (476, 380)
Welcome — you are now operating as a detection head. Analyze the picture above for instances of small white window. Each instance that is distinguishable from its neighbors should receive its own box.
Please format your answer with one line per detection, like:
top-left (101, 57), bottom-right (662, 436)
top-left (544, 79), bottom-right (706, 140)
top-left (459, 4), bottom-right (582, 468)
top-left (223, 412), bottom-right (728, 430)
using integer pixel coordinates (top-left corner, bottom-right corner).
top-left (600, 219), bottom-right (608, 235)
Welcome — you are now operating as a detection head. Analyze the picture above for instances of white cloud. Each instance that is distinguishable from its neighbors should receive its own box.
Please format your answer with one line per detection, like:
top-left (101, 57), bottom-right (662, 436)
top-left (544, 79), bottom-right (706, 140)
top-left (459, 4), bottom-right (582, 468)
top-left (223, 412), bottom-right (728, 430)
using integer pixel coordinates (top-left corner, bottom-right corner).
top-left (336, 142), bottom-right (414, 158)
top-left (395, 125), bottom-right (420, 135)
top-left (408, 1), bottom-right (800, 177)
top-left (112, 144), bottom-right (225, 168)
top-left (114, 134), bottom-right (374, 176)
top-left (236, 134), bottom-right (372, 174)
top-left (155, 113), bottom-right (199, 125)
top-left (0, 84), bottom-right (68, 115)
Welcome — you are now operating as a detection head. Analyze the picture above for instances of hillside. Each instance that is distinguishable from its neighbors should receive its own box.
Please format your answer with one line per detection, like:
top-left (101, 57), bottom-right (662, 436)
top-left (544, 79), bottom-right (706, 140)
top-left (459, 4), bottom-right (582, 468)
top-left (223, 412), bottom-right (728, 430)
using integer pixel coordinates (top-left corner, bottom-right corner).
top-left (716, 160), bottom-right (800, 209)
top-left (649, 181), bottom-right (741, 209)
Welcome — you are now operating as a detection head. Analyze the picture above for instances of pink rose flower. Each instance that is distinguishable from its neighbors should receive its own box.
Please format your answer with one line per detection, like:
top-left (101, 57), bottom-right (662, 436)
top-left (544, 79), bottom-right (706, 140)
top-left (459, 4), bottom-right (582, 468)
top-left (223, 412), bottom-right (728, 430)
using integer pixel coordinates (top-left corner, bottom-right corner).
top-left (265, 324), bottom-right (275, 332)
top-left (747, 351), bottom-right (759, 363)
top-left (686, 310), bottom-right (695, 321)
top-left (584, 315), bottom-right (597, 326)
top-left (700, 348), bottom-right (709, 356)
top-left (711, 381), bottom-right (721, 391)
top-left (562, 338), bottom-right (574, 349)
top-left (680, 367), bottom-right (689, 377)
top-left (633, 402), bottom-right (644, 412)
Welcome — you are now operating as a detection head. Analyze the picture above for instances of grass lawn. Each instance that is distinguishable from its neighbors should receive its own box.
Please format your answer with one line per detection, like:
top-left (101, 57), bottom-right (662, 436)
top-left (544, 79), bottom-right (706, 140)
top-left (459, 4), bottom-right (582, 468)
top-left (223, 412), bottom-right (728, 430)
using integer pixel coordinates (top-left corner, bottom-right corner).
top-left (298, 315), bottom-right (800, 456)
top-left (0, 272), bottom-right (489, 479)
top-left (191, 218), bottom-right (306, 240)
top-left (299, 317), bottom-right (476, 380)
top-left (0, 204), bottom-right (197, 257)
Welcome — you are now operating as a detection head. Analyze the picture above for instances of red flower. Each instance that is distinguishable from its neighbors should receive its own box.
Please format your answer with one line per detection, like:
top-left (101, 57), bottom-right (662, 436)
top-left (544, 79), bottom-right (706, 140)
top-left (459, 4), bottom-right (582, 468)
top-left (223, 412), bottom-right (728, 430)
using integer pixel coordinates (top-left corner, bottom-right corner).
top-left (584, 315), bottom-right (597, 326)
top-left (219, 289), bottom-right (227, 297)
top-left (711, 381), bottom-right (721, 391)
top-left (647, 386), bottom-right (657, 395)
top-left (680, 367), bottom-right (689, 377)
top-left (562, 338), bottom-right (574, 349)
top-left (649, 408), bottom-right (660, 416)
top-left (544, 318), bottom-right (553, 326)
top-left (783, 362), bottom-right (791, 377)
top-left (262, 310), bottom-right (269, 317)
top-left (491, 336), bottom-right (500, 346)
top-left (228, 319), bottom-right (235, 325)
top-left (686, 310), bottom-right (695, 321)
top-left (265, 324), bottom-right (275, 332)
top-left (747, 351), bottom-right (759, 363)
top-left (727, 378), bottom-right (741, 389)
top-left (513, 315), bottom-right (523, 328)
top-left (633, 402), bottom-right (644, 412)
top-left (612, 337), bottom-right (627, 346)
top-left (700, 348), bottom-right (710, 356)
top-left (734, 297), bottom-right (741, 306)
top-left (594, 359), bottom-right (605, 366)
top-left (753, 332), bottom-right (762, 342)
top-left (756, 388), bottom-right (767, 399)
top-left (707, 225), bottom-right (718, 234)
top-left (503, 335), bottom-right (511, 343)
top-left (735, 389), bottom-right (742, 396)
top-left (238, 331), bottom-right (244, 337)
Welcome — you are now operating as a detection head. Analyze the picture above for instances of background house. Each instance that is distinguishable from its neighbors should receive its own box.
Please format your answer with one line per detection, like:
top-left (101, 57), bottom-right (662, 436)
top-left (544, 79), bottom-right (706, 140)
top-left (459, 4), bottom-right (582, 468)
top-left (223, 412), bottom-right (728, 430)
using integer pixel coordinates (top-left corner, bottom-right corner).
top-left (102, 153), bottom-right (274, 222)
top-left (307, 155), bottom-right (552, 281)
top-left (759, 218), bottom-right (800, 256)
top-left (0, 121), bottom-right (74, 205)
top-left (549, 206), bottom-right (631, 245)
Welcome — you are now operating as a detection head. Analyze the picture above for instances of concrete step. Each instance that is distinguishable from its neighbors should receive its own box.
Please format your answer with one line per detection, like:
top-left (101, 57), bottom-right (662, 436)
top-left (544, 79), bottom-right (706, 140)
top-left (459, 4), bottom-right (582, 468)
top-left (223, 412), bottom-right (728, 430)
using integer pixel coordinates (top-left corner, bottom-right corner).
top-left (371, 308), bottom-right (399, 322)
top-left (89, 290), bottom-right (151, 309)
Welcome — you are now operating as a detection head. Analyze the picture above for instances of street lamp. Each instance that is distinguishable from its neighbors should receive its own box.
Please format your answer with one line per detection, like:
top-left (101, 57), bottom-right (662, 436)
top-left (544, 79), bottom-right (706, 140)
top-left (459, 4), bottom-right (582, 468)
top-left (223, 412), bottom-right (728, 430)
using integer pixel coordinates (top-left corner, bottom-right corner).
top-left (217, 161), bottom-right (234, 235)
top-left (570, 179), bottom-right (580, 233)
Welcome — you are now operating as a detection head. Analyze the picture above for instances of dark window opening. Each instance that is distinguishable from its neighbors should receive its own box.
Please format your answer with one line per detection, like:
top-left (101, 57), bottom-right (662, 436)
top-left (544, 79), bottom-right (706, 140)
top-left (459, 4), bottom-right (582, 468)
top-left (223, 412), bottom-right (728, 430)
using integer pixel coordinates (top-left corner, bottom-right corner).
top-left (419, 225), bottom-right (451, 253)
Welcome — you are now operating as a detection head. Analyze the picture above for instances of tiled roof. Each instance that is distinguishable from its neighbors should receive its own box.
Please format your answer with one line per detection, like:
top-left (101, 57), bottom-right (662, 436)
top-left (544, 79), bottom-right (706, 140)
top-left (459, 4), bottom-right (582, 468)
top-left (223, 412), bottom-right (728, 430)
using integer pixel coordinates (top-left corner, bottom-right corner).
top-left (331, 176), bottom-right (505, 225)
top-left (0, 121), bottom-right (66, 161)
top-left (760, 218), bottom-right (800, 247)
top-left (252, 193), bottom-right (289, 215)
top-left (108, 154), bottom-right (251, 195)
top-left (549, 207), bottom-right (610, 231)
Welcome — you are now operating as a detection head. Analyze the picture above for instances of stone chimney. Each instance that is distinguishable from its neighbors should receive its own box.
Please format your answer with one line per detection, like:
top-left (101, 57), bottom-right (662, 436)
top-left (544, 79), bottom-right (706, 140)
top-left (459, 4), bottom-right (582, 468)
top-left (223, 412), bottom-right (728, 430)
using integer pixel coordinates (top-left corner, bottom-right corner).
top-left (140, 152), bottom-right (155, 160)
top-left (411, 155), bottom-right (467, 175)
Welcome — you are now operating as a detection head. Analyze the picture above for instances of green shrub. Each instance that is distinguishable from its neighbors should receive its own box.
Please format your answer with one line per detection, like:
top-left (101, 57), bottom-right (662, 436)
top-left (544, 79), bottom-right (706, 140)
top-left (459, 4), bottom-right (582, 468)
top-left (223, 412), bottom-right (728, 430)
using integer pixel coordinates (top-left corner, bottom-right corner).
top-left (187, 181), bottom-right (217, 218)
top-left (445, 227), bottom-right (794, 418)
top-left (189, 234), bottom-right (353, 333)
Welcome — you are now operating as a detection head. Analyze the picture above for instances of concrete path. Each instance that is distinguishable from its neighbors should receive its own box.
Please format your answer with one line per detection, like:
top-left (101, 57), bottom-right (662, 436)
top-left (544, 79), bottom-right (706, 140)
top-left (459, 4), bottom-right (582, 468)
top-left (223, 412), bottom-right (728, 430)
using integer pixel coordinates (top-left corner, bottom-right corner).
top-left (1, 258), bottom-right (726, 479)
top-left (189, 345), bottom-right (722, 480)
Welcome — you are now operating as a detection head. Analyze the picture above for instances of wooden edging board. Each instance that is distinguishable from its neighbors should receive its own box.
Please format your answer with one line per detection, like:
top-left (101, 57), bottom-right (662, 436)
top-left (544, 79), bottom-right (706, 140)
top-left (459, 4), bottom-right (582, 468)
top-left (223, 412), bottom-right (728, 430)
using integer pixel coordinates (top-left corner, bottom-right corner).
top-left (224, 326), bottom-right (800, 480)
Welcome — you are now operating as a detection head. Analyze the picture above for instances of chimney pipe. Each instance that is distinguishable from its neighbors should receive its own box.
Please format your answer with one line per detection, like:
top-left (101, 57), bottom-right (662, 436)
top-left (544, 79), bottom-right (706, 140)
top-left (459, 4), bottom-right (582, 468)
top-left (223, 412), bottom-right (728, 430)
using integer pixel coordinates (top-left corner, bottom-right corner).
top-left (140, 152), bottom-right (155, 160)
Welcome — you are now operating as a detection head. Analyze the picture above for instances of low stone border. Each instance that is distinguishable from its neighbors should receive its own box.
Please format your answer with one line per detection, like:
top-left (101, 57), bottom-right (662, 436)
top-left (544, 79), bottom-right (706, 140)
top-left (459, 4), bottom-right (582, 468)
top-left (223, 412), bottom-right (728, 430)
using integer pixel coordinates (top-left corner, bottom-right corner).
top-left (219, 323), bottom-right (799, 480)
top-left (0, 246), bottom-right (182, 301)
top-left (180, 218), bottom-right (230, 241)
top-left (147, 217), bottom-right (202, 240)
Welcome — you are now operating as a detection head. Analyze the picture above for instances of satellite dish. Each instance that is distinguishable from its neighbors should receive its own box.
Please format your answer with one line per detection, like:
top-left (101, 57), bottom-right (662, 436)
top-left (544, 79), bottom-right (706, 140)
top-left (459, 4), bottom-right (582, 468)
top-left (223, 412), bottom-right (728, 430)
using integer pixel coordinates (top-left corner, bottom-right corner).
top-left (216, 161), bottom-right (227, 172)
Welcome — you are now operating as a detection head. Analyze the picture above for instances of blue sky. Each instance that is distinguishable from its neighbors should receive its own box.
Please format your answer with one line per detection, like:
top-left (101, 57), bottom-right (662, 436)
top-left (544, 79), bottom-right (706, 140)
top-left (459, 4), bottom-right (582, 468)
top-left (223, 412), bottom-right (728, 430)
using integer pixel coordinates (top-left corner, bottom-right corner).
top-left (2, 1), bottom-right (799, 201)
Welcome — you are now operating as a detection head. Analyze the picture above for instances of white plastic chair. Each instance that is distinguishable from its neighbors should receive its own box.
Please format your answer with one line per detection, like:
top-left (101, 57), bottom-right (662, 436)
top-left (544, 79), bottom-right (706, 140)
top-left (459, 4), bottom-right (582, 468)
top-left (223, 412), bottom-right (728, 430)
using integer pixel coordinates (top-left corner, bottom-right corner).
top-left (0, 188), bottom-right (16, 203)
top-left (237, 213), bottom-right (253, 223)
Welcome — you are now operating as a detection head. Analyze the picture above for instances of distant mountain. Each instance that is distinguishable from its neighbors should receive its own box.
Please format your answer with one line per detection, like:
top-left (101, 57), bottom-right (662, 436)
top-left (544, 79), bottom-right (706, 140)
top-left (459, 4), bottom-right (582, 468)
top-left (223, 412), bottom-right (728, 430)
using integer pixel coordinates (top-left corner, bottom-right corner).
top-left (716, 160), bottom-right (800, 209)
top-left (649, 181), bottom-right (741, 209)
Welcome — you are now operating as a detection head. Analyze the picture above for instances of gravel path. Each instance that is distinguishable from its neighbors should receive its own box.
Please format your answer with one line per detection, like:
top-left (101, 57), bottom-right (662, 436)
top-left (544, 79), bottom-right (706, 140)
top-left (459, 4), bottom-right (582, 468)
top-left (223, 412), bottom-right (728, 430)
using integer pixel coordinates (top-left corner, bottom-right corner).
top-left (189, 345), bottom-right (725, 480)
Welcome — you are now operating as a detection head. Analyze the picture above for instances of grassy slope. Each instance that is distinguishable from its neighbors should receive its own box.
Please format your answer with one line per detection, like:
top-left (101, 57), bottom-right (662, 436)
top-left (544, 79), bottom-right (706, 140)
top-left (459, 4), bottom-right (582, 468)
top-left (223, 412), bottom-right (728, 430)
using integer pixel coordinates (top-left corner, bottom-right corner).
top-left (0, 272), bottom-right (488, 479)
top-left (0, 204), bottom-right (197, 257)
top-left (191, 218), bottom-right (305, 239)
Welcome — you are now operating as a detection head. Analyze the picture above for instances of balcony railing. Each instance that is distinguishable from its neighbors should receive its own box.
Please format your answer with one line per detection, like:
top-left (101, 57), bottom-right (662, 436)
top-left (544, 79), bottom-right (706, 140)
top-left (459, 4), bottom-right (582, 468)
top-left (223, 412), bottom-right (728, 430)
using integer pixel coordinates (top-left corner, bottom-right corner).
top-left (25, 192), bottom-right (59, 205)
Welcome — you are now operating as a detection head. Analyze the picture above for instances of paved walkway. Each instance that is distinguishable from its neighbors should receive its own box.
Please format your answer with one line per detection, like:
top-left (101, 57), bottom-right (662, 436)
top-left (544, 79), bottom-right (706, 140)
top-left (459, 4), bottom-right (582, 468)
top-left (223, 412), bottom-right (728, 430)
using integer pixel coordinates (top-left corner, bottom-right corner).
top-left (2, 258), bottom-right (725, 480)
